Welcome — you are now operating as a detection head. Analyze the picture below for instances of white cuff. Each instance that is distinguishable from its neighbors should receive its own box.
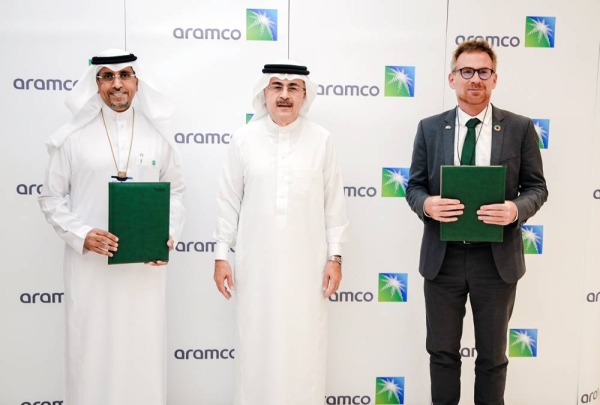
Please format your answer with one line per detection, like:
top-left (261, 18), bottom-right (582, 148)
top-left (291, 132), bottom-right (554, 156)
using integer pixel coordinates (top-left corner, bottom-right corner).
top-left (328, 243), bottom-right (342, 257)
top-left (215, 242), bottom-right (230, 261)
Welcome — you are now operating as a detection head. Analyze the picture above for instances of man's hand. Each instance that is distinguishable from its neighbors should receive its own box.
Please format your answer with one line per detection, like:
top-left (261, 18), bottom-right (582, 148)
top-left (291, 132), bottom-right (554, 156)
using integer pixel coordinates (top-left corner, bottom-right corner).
top-left (214, 260), bottom-right (235, 300)
top-left (146, 235), bottom-right (174, 267)
top-left (84, 228), bottom-right (118, 257)
top-left (477, 201), bottom-right (518, 226)
top-left (424, 196), bottom-right (464, 222)
top-left (322, 260), bottom-right (342, 299)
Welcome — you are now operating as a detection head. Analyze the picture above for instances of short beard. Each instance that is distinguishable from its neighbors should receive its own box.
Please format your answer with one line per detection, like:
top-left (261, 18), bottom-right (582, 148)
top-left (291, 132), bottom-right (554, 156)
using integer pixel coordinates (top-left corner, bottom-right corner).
top-left (109, 101), bottom-right (130, 111)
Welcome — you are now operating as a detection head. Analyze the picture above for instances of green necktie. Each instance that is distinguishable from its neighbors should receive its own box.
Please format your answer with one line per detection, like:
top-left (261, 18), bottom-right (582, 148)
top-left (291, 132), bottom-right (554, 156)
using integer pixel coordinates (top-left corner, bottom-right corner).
top-left (461, 117), bottom-right (481, 166)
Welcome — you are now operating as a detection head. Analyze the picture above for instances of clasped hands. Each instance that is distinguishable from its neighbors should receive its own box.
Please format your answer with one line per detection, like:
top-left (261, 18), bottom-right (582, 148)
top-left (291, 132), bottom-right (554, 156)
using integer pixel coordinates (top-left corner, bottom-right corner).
top-left (83, 228), bottom-right (174, 266)
top-left (424, 195), bottom-right (517, 226)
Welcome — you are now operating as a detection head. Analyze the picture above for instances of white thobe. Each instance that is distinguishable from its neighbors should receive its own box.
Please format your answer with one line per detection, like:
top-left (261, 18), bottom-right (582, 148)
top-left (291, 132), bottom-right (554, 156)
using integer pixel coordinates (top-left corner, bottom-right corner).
top-left (39, 105), bottom-right (185, 405)
top-left (214, 116), bottom-right (349, 405)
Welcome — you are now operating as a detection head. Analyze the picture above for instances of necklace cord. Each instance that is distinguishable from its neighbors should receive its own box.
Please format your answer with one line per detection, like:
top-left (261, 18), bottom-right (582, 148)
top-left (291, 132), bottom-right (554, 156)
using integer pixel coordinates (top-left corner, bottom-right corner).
top-left (100, 108), bottom-right (135, 176)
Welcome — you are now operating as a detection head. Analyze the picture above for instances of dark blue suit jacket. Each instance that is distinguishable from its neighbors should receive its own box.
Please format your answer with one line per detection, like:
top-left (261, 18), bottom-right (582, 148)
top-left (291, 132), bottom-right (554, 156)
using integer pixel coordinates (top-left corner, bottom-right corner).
top-left (406, 105), bottom-right (548, 283)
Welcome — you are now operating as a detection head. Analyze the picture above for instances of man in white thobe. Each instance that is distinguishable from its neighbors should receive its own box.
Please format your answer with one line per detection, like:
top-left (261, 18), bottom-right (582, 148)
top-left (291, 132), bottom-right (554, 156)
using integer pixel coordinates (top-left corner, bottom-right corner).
top-left (39, 49), bottom-right (185, 405)
top-left (213, 61), bottom-right (349, 405)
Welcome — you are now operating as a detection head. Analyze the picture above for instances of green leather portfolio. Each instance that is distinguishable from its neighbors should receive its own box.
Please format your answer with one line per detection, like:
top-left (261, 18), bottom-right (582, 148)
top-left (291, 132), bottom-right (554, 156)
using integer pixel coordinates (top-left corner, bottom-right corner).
top-left (440, 166), bottom-right (506, 242)
top-left (108, 182), bottom-right (170, 265)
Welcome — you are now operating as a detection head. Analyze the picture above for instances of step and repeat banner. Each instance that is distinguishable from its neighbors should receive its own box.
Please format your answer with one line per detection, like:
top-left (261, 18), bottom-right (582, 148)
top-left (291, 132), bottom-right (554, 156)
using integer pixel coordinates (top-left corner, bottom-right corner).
top-left (1, 0), bottom-right (599, 404)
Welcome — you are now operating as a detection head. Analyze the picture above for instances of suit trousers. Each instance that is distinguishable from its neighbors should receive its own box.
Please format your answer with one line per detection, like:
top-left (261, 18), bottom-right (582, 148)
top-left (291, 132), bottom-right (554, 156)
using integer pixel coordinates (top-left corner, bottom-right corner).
top-left (424, 243), bottom-right (517, 405)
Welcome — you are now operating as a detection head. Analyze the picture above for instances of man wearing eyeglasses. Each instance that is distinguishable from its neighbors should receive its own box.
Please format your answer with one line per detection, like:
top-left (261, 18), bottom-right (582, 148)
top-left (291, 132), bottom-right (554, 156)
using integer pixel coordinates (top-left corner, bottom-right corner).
top-left (213, 61), bottom-right (348, 405)
top-left (406, 39), bottom-right (547, 405)
top-left (38, 49), bottom-right (185, 405)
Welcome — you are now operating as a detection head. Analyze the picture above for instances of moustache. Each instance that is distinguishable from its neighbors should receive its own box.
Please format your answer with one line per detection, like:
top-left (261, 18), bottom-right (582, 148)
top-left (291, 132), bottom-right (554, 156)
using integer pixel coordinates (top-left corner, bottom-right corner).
top-left (277, 102), bottom-right (293, 107)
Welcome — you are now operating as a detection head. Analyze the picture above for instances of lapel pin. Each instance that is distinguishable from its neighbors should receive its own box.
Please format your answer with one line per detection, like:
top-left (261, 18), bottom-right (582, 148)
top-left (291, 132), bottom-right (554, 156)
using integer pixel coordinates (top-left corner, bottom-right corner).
top-left (494, 125), bottom-right (501, 132)
top-left (445, 125), bottom-right (452, 130)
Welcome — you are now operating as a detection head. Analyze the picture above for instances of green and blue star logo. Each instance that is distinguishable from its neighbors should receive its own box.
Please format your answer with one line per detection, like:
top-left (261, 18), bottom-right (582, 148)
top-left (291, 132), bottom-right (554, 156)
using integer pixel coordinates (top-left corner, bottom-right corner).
top-left (525, 16), bottom-right (556, 48)
top-left (246, 113), bottom-right (254, 124)
top-left (375, 377), bottom-right (404, 404)
top-left (384, 66), bottom-right (415, 97)
top-left (509, 329), bottom-right (538, 357)
top-left (246, 9), bottom-right (277, 41)
top-left (378, 273), bottom-right (407, 302)
top-left (521, 225), bottom-right (544, 254)
top-left (381, 168), bottom-right (410, 197)
top-left (533, 119), bottom-right (550, 149)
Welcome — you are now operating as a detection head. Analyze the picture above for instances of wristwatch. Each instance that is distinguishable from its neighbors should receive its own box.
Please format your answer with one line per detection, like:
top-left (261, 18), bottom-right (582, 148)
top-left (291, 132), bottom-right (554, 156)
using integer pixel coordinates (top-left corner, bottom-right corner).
top-left (329, 255), bottom-right (343, 265)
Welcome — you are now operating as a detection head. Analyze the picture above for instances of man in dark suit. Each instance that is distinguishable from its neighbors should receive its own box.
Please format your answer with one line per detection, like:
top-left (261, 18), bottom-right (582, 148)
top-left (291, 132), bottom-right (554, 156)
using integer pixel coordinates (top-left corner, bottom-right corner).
top-left (406, 39), bottom-right (548, 405)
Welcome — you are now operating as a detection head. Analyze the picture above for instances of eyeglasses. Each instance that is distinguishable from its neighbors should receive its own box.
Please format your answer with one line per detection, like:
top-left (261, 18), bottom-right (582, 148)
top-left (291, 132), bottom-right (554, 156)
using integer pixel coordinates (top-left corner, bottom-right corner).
top-left (453, 67), bottom-right (495, 80)
top-left (265, 84), bottom-right (306, 94)
top-left (96, 72), bottom-right (137, 82)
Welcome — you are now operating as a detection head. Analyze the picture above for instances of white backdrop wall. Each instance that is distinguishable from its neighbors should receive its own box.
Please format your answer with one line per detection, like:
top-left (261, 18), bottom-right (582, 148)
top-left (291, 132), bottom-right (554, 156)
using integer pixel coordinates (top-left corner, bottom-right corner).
top-left (1, 1), bottom-right (599, 405)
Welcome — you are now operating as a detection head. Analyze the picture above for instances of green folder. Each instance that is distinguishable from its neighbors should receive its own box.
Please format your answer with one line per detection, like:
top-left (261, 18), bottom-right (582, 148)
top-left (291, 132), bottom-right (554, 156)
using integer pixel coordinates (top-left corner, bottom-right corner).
top-left (440, 166), bottom-right (506, 242)
top-left (108, 182), bottom-right (170, 265)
